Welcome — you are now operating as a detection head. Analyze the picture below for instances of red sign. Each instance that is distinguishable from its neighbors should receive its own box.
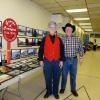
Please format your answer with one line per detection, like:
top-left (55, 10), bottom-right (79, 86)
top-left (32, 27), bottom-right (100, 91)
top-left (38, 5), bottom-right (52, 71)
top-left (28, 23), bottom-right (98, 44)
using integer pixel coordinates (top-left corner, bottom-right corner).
top-left (2, 18), bottom-right (18, 42)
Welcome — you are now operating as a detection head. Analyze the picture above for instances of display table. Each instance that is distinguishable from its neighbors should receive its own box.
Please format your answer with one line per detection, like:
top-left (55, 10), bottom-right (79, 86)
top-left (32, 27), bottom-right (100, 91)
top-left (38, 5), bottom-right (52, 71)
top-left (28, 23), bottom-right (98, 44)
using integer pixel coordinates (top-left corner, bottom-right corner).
top-left (0, 56), bottom-right (41, 100)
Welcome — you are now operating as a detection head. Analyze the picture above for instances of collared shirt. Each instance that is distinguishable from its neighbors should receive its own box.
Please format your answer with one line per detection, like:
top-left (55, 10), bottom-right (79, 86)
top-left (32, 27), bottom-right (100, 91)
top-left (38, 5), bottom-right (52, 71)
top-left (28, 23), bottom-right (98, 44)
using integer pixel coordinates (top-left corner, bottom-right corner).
top-left (62, 35), bottom-right (83, 58)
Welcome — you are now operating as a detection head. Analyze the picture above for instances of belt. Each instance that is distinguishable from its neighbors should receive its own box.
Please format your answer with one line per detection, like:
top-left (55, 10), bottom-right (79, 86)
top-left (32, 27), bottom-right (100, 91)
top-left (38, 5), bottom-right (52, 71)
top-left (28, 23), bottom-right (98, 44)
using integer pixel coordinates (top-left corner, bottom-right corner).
top-left (66, 56), bottom-right (77, 59)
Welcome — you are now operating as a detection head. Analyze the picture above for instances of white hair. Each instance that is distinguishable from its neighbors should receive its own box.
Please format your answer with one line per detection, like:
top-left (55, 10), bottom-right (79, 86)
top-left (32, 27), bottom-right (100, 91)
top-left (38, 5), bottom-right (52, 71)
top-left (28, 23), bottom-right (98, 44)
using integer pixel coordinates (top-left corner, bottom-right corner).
top-left (48, 21), bottom-right (57, 27)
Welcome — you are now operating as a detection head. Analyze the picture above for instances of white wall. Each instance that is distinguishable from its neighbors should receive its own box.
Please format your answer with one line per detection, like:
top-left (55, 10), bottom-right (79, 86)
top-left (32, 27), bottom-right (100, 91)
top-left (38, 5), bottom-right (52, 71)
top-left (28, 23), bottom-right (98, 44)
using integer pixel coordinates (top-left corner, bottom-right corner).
top-left (0, 0), bottom-right (51, 58)
top-left (0, 0), bottom-right (52, 60)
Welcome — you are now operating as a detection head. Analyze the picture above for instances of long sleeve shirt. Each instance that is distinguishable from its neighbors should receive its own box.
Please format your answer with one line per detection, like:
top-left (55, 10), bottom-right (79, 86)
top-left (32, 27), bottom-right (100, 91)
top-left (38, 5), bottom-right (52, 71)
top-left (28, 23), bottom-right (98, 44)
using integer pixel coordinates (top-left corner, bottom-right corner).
top-left (38, 34), bottom-right (65, 61)
top-left (62, 35), bottom-right (83, 58)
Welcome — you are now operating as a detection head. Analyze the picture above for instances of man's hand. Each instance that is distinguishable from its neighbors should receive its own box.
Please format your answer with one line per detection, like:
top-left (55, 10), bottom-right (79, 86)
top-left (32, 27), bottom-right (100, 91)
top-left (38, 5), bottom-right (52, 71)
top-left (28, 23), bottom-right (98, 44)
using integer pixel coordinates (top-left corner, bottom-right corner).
top-left (59, 61), bottom-right (63, 68)
top-left (40, 61), bottom-right (44, 67)
top-left (80, 58), bottom-right (83, 65)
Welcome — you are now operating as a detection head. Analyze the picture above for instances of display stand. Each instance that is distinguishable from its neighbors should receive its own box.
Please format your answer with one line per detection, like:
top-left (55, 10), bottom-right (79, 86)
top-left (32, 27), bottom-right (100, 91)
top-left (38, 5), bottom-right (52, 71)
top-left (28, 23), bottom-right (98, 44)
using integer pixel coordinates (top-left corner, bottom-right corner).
top-left (0, 78), bottom-right (24, 100)
top-left (0, 66), bottom-right (41, 100)
top-left (0, 88), bottom-right (7, 100)
top-left (6, 78), bottom-right (24, 100)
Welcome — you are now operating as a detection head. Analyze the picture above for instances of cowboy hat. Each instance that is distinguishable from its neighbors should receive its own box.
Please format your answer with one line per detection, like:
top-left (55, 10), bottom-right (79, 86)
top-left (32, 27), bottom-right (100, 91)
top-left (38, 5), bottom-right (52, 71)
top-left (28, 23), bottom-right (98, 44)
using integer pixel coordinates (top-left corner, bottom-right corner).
top-left (62, 23), bottom-right (75, 33)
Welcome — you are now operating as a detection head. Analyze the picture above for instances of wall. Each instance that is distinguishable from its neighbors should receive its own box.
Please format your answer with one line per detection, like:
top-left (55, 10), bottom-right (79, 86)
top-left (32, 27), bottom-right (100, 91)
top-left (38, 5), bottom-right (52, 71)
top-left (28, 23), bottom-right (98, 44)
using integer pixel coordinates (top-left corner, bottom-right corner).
top-left (0, 0), bottom-right (51, 59)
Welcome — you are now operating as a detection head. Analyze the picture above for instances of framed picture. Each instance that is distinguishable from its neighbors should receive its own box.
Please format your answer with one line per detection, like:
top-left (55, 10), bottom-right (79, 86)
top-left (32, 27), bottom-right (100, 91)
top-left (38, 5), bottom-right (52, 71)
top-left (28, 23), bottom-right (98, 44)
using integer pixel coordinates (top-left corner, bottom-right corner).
top-left (28, 48), bottom-right (34, 56)
top-left (26, 38), bottom-right (32, 46)
top-left (43, 31), bottom-right (48, 37)
top-left (33, 48), bottom-right (38, 56)
top-left (33, 29), bottom-right (38, 37)
top-left (0, 37), bottom-right (2, 48)
top-left (21, 49), bottom-right (28, 58)
top-left (26, 27), bottom-right (33, 37)
top-left (18, 25), bottom-right (26, 36)
top-left (11, 49), bottom-right (21, 60)
top-left (0, 21), bottom-right (2, 34)
top-left (38, 38), bottom-right (42, 46)
top-left (38, 30), bottom-right (43, 36)
top-left (17, 37), bottom-right (26, 47)
top-left (32, 38), bottom-right (39, 46)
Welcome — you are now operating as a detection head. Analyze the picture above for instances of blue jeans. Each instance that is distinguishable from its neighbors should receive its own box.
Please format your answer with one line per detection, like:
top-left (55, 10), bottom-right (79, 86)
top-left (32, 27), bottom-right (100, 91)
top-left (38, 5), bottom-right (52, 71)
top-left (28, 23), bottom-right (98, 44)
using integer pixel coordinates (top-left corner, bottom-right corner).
top-left (61, 58), bottom-right (78, 91)
top-left (43, 59), bottom-right (60, 95)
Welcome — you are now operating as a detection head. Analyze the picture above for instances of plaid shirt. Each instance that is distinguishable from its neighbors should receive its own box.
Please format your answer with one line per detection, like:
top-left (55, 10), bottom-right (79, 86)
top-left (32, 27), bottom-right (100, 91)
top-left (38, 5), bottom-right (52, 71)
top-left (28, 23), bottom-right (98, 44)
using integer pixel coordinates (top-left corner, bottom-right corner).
top-left (62, 35), bottom-right (83, 58)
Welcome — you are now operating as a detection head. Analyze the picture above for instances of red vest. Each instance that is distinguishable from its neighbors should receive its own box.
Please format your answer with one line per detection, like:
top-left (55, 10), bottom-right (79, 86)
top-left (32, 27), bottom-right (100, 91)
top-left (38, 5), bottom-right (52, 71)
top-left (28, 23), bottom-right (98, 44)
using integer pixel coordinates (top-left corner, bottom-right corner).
top-left (44, 35), bottom-right (60, 62)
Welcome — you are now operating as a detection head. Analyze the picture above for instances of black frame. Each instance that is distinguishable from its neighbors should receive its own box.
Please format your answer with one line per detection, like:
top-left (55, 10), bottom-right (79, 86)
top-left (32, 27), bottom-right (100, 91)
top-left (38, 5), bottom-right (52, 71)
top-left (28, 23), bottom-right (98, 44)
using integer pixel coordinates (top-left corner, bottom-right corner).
top-left (17, 37), bottom-right (26, 47)
top-left (0, 21), bottom-right (2, 34)
top-left (20, 49), bottom-right (28, 58)
top-left (32, 29), bottom-right (38, 37)
top-left (26, 38), bottom-right (33, 46)
top-left (33, 48), bottom-right (38, 56)
top-left (11, 49), bottom-right (21, 60)
top-left (43, 31), bottom-right (48, 37)
top-left (26, 27), bottom-right (33, 37)
top-left (27, 48), bottom-right (34, 56)
top-left (18, 25), bottom-right (26, 36)
top-left (0, 36), bottom-right (2, 49)
top-left (0, 52), bottom-right (2, 65)
top-left (32, 38), bottom-right (39, 46)
top-left (38, 30), bottom-right (43, 36)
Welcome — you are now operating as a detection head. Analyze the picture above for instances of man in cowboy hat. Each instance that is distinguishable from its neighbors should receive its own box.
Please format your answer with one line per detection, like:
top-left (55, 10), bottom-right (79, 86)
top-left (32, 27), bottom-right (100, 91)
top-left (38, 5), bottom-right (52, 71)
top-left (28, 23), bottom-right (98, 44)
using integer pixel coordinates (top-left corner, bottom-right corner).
top-left (60, 23), bottom-right (83, 97)
top-left (38, 21), bottom-right (64, 99)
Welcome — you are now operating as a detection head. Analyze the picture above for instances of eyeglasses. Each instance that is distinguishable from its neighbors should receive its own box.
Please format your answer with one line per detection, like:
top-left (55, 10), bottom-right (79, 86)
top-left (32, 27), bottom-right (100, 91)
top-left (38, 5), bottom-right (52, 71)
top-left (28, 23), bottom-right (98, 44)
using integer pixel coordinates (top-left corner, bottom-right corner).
top-left (49, 27), bottom-right (56, 29)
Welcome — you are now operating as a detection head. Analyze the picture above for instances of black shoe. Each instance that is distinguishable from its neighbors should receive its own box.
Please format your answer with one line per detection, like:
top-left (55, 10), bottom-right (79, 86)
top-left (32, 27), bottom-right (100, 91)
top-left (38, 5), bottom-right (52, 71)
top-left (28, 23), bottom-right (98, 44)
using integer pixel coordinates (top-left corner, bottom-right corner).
top-left (60, 89), bottom-right (65, 94)
top-left (54, 94), bottom-right (59, 99)
top-left (44, 92), bottom-right (50, 98)
top-left (71, 90), bottom-right (78, 97)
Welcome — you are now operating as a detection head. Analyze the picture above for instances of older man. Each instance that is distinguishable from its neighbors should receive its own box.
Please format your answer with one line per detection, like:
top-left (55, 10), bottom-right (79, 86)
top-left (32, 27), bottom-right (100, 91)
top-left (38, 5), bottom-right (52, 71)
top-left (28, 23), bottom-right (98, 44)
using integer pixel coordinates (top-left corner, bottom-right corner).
top-left (38, 21), bottom-right (64, 99)
top-left (60, 23), bottom-right (83, 97)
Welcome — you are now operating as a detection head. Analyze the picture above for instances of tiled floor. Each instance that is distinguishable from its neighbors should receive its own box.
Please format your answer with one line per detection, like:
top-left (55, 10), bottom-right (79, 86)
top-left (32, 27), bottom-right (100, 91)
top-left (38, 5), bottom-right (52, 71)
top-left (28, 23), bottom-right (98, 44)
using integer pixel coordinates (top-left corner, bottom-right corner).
top-left (2, 51), bottom-right (100, 100)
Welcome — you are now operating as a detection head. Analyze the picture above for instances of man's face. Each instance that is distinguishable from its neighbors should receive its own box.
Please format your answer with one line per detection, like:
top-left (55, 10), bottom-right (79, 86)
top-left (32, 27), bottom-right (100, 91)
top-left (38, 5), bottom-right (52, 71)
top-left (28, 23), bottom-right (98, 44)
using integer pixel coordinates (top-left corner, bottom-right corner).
top-left (65, 27), bottom-right (73, 36)
top-left (48, 25), bottom-right (57, 36)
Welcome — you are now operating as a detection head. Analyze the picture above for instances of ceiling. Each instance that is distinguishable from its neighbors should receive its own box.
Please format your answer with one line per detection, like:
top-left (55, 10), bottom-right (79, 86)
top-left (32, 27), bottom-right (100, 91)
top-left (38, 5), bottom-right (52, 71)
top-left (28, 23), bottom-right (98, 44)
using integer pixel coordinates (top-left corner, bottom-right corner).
top-left (32, 0), bottom-right (100, 33)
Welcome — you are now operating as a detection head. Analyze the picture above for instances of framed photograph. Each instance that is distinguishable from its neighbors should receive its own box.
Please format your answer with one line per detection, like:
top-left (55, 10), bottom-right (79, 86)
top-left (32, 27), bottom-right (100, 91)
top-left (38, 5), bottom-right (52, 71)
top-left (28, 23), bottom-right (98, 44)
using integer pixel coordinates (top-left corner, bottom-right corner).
top-left (38, 38), bottom-right (42, 46)
top-left (26, 27), bottom-right (33, 37)
top-left (21, 49), bottom-right (28, 58)
top-left (0, 36), bottom-right (2, 48)
top-left (26, 38), bottom-right (32, 46)
top-left (33, 29), bottom-right (38, 37)
top-left (18, 25), bottom-right (26, 36)
top-left (38, 30), bottom-right (43, 36)
top-left (43, 31), bottom-right (48, 37)
top-left (0, 21), bottom-right (2, 34)
top-left (28, 48), bottom-right (34, 56)
top-left (32, 38), bottom-right (39, 46)
top-left (32, 39), bottom-right (35, 46)
top-left (17, 37), bottom-right (26, 47)
top-left (33, 48), bottom-right (38, 56)
top-left (11, 49), bottom-right (21, 60)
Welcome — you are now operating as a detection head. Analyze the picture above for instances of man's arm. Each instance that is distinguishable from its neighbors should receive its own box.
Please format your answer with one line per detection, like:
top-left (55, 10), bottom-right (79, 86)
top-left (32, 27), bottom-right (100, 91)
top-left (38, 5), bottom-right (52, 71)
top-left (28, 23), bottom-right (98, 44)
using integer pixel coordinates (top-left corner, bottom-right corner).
top-left (78, 37), bottom-right (83, 58)
top-left (78, 37), bottom-right (83, 65)
top-left (38, 37), bottom-right (45, 61)
top-left (59, 38), bottom-right (65, 61)
top-left (59, 37), bottom-right (66, 67)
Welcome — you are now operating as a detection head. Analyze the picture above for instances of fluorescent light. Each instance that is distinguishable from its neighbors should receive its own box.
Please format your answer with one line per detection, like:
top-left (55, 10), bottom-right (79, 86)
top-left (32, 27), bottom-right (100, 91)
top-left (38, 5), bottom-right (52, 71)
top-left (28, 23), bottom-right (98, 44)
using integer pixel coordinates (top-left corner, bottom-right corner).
top-left (79, 23), bottom-right (91, 25)
top-left (66, 8), bottom-right (87, 13)
top-left (85, 29), bottom-right (93, 32)
top-left (74, 18), bottom-right (90, 20)
top-left (81, 26), bottom-right (92, 29)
